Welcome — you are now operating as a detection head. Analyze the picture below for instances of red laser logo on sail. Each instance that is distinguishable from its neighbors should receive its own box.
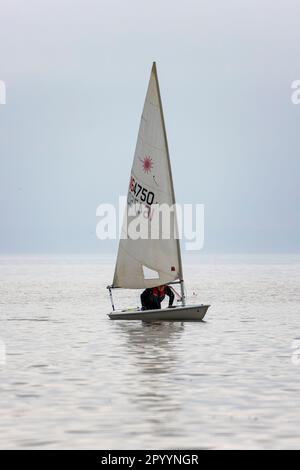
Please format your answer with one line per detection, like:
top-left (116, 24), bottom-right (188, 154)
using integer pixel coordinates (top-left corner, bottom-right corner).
top-left (141, 156), bottom-right (153, 174)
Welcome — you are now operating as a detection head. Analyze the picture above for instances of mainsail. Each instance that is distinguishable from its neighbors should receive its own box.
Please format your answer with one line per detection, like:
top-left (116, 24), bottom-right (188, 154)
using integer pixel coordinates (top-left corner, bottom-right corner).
top-left (112, 63), bottom-right (183, 289)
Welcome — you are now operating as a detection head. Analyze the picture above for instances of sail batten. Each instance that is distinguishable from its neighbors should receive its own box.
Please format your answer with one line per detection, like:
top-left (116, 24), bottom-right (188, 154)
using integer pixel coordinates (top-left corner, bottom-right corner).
top-left (112, 63), bottom-right (183, 289)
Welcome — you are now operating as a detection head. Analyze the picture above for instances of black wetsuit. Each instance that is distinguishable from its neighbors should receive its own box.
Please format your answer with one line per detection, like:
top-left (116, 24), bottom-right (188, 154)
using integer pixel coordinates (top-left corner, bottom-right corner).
top-left (141, 286), bottom-right (174, 310)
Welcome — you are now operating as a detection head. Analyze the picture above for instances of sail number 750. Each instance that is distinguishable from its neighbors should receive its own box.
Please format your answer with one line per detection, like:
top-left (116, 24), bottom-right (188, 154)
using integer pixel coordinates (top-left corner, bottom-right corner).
top-left (129, 176), bottom-right (154, 205)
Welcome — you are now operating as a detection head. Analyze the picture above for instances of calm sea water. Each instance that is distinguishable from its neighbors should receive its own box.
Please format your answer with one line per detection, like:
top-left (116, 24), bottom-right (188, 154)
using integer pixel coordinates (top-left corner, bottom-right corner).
top-left (0, 254), bottom-right (300, 450)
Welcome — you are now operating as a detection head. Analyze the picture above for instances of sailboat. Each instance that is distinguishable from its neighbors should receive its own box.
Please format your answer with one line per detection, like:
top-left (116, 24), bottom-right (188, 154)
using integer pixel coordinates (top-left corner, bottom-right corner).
top-left (107, 63), bottom-right (210, 321)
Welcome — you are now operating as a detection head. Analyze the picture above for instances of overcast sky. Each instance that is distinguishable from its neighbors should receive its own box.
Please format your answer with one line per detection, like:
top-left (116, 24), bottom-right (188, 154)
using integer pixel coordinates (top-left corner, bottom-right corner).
top-left (0, 0), bottom-right (299, 254)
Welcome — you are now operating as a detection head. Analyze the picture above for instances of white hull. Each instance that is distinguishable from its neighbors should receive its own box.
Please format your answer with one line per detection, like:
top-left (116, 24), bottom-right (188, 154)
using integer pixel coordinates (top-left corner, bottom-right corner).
top-left (108, 304), bottom-right (210, 321)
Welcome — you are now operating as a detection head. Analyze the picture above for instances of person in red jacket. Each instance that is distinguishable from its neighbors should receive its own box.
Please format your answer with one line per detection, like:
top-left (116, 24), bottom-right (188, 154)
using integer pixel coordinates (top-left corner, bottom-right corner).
top-left (141, 285), bottom-right (175, 310)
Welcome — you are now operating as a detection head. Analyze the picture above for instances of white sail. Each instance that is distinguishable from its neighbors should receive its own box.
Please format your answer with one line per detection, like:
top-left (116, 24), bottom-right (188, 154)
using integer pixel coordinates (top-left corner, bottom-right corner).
top-left (112, 63), bottom-right (183, 289)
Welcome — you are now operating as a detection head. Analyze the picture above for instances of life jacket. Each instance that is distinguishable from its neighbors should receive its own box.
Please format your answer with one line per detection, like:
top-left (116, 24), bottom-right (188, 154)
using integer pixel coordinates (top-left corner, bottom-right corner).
top-left (153, 286), bottom-right (166, 299)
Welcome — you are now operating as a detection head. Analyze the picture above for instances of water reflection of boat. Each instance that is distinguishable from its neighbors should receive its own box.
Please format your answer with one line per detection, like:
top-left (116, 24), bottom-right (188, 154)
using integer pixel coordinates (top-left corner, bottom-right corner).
top-left (117, 322), bottom-right (185, 419)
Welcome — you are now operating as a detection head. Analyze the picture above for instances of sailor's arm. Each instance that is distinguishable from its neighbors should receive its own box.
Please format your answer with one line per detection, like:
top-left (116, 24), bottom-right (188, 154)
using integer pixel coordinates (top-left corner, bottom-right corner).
top-left (165, 286), bottom-right (175, 307)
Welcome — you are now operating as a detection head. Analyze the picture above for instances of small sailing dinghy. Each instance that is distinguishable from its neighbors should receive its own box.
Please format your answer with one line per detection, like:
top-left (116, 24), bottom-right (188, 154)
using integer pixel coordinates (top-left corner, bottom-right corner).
top-left (107, 63), bottom-right (210, 321)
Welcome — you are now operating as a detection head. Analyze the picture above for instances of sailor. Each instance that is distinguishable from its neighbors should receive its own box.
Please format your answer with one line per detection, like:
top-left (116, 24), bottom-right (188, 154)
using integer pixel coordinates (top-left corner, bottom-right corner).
top-left (141, 285), bottom-right (175, 310)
